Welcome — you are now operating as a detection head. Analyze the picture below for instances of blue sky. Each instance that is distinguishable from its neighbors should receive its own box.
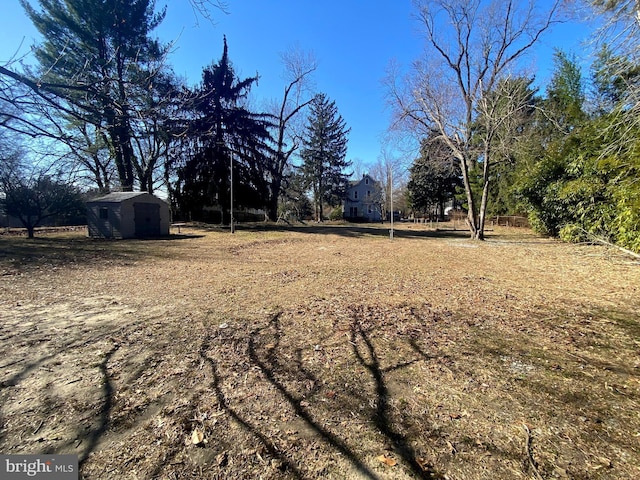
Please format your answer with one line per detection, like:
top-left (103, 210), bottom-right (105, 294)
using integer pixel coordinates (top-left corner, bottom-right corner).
top-left (1, 1), bottom-right (596, 169)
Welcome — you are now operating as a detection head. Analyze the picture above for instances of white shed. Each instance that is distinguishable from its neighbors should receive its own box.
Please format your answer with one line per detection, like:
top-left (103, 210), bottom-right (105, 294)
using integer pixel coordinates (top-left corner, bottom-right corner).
top-left (86, 192), bottom-right (170, 239)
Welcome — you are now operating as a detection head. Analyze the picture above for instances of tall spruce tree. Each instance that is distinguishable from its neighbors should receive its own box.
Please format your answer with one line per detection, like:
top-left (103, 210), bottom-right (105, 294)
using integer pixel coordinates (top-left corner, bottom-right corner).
top-left (299, 93), bottom-right (350, 222)
top-left (172, 37), bottom-right (272, 222)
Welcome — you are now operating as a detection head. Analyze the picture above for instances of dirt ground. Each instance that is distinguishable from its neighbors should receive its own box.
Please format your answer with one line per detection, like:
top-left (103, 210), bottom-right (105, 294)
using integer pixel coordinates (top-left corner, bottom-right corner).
top-left (0, 223), bottom-right (639, 479)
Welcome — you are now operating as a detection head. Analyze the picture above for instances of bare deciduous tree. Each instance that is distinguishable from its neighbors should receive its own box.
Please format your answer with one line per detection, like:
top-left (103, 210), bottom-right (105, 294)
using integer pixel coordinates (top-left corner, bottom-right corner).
top-left (387, 0), bottom-right (566, 239)
top-left (0, 140), bottom-right (84, 239)
top-left (266, 48), bottom-right (317, 221)
top-left (370, 149), bottom-right (407, 221)
top-left (591, 0), bottom-right (640, 154)
top-left (187, 0), bottom-right (229, 22)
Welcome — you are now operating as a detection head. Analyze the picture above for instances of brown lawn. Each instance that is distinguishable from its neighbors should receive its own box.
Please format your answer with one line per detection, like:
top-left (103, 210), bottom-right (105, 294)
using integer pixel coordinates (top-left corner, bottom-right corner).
top-left (0, 223), bottom-right (639, 479)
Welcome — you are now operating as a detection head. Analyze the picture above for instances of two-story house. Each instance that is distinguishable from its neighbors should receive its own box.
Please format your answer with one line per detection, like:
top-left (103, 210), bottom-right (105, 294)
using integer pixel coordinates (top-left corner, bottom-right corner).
top-left (343, 174), bottom-right (383, 222)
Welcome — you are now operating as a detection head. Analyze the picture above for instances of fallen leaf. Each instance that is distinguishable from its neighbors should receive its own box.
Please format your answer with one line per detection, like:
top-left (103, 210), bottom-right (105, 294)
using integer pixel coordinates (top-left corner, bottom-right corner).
top-left (191, 427), bottom-right (204, 445)
top-left (599, 457), bottom-right (613, 468)
top-left (377, 455), bottom-right (397, 467)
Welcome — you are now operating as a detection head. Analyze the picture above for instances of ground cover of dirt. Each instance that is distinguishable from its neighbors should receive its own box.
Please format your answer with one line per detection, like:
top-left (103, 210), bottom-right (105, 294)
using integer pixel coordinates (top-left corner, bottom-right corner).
top-left (0, 223), bottom-right (639, 479)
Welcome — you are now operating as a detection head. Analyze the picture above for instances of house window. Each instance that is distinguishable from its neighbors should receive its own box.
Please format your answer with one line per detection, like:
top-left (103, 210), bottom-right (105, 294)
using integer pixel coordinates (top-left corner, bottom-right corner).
top-left (354, 191), bottom-right (358, 200)
top-left (99, 207), bottom-right (108, 220)
top-left (365, 177), bottom-right (369, 185)
top-left (368, 205), bottom-right (373, 214)
top-left (367, 190), bottom-right (371, 198)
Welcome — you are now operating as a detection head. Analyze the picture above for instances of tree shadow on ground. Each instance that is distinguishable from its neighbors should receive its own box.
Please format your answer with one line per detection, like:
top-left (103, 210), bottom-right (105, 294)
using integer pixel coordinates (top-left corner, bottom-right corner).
top-left (5, 294), bottom-right (635, 478)
top-left (238, 223), bottom-right (473, 241)
top-left (0, 234), bottom-right (202, 271)
top-left (0, 324), bottom-right (122, 462)
top-left (195, 311), bottom-right (449, 479)
top-left (248, 313), bottom-right (380, 478)
top-left (78, 343), bottom-right (118, 465)
top-left (197, 313), bottom-right (377, 478)
top-left (198, 333), bottom-right (306, 479)
top-left (349, 318), bottom-right (442, 478)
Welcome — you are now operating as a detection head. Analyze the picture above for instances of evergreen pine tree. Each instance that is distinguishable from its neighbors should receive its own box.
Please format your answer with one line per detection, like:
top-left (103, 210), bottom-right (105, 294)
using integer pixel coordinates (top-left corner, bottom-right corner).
top-left (299, 93), bottom-right (350, 222)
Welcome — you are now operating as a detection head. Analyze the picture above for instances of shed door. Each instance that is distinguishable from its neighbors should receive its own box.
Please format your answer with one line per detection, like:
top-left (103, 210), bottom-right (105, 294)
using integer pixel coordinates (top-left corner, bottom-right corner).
top-left (134, 202), bottom-right (161, 237)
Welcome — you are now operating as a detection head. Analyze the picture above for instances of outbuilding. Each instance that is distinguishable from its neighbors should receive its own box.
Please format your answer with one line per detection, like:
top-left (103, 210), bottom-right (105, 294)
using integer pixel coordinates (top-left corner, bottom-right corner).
top-left (86, 192), bottom-right (170, 239)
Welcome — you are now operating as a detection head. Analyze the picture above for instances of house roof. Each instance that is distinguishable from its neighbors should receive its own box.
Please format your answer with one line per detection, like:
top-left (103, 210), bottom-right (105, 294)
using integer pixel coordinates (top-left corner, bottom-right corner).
top-left (348, 174), bottom-right (378, 188)
top-left (86, 192), bottom-right (152, 203)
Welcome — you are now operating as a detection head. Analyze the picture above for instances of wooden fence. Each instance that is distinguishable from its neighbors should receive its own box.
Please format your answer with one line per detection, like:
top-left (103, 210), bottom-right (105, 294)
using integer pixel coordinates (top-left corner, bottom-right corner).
top-left (488, 216), bottom-right (529, 228)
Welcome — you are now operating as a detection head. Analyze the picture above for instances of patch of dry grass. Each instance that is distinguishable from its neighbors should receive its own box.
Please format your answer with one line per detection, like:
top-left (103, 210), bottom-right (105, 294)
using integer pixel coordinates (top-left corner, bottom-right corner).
top-left (0, 223), bottom-right (638, 479)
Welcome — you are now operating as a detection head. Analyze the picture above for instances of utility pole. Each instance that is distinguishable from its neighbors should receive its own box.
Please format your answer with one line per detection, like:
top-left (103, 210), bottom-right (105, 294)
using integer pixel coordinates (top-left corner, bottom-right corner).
top-left (230, 150), bottom-right (235, 234)
top-left (389, 165), bottom-right (394, 241)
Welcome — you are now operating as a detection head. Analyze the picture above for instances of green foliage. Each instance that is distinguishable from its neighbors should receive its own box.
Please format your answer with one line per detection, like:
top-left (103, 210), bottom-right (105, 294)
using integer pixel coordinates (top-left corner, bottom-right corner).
top-left (407, 133), bottom-right (461, 218)
top-left (559, 223), bottom-right (589, 243)
top-left (470, 76), bottom-right (539, 217)
top-left (300, 93), bottom-right (351, 221)
top-left (485, 162), bottom-right (523, 216)
top-left (329, 206), bottom-right (344, 221)
top-left (172, 38), bottom-right (272, 222)
top-left (591, 45), bottom-right (634, 113)
top-left (599, 129), bottom-right (640, 251)
top-left (515, 49), bottom-right (640, 252)
top-left (277, 170), bottom-right (313, 222)
top-left (518, 114), bottom-right (640, 252)
top-left (545, 51), bottom-right (586, 132)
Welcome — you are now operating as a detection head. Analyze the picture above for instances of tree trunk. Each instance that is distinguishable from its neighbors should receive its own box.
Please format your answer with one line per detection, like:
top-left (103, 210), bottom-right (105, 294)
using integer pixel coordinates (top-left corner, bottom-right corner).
top-left (267, 176), bottom-right (282, 222)
top-left (477, 181), bottom-right (490, 241)
top-left (139, 172), bottom-right (153, 194)
top-left (476, 143), bottom-right (492, 241)
top-left (459, 153), bottom-right (479, 239)
top-left (105, 108), bottom-right (135, 192)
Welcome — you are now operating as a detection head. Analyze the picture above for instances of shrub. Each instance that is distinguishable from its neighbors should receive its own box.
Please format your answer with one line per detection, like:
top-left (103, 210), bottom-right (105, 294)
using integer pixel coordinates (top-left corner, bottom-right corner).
top-left (329, 207), bottom-right (344, 221)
